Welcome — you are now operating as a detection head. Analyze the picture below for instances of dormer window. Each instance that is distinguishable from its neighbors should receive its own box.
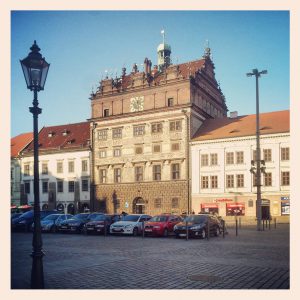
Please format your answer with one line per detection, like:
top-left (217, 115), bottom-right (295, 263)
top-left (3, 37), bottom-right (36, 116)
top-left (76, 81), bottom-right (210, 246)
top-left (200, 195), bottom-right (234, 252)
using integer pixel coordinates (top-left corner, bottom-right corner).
top-left (67, 139), bottom-right (75, 144)
top-left (48, 131), bottom-right (55, 137)
top-left (103, 109), bottom-right (110, 117)
top-left (62, 129), bottom-right (69, 136)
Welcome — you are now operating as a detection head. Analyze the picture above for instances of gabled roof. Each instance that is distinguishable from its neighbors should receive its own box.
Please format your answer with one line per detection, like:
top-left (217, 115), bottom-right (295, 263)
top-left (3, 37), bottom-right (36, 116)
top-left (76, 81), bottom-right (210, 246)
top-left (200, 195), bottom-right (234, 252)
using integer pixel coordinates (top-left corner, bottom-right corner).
top-left (192, 110), bottom-right (290, 142)
top-left (11, 132), bottom-right (33, 158)
top-left (24, 121), bottom-right (90, 153)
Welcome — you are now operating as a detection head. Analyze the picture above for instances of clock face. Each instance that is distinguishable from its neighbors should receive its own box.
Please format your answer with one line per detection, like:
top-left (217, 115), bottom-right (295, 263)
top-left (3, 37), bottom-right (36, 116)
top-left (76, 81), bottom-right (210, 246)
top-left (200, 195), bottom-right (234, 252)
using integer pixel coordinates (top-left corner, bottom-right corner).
top-left (130, 96), bottom-right (144, 112)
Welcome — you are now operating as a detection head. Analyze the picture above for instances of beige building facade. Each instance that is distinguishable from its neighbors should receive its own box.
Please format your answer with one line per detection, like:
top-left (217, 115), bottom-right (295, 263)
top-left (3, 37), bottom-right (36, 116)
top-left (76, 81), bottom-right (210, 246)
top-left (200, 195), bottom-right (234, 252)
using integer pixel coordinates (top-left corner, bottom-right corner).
top-left (90, 40), bottom-right (227, 215)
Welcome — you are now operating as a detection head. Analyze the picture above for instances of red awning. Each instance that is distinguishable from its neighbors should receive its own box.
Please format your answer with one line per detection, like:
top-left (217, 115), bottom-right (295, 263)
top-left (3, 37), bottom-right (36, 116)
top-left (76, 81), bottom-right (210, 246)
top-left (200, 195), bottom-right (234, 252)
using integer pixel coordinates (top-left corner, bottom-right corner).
top-left (201, 203), bottom-right (219, 209)
top-left (18, 204), bottom-right (32, 209)
top-left (11, 205), bottom-right (17, 209)
top-left (226, 203), bottom-right (245, 208)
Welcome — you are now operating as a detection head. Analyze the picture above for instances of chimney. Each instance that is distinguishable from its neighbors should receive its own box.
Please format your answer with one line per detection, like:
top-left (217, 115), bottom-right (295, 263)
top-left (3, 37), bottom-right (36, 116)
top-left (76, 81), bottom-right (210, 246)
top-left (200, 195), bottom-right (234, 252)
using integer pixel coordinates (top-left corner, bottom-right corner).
top-left (122, 67), bottom-right (126, 77)
top-left (229, 111), bottom-right (238, 118)
top-left (144, 58), bottom-right (149, 74)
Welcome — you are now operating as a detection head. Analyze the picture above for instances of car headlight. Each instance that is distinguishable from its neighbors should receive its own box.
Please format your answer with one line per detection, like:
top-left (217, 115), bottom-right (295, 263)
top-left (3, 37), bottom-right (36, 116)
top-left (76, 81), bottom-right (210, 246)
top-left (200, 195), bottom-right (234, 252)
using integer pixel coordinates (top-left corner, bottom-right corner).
top-left (125, 224), bottom-right (133, 228)
top-left (153, 226), bottom-right (160, 229)
top-left (190, 225), bottom-right (202, 230)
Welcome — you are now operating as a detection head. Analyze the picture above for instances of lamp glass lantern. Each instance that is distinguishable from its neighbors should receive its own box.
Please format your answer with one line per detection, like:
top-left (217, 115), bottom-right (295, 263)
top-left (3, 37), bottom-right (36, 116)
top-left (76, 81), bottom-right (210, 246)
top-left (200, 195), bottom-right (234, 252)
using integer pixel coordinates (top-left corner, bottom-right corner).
top-left (20, 41), bottom-right (50, 91)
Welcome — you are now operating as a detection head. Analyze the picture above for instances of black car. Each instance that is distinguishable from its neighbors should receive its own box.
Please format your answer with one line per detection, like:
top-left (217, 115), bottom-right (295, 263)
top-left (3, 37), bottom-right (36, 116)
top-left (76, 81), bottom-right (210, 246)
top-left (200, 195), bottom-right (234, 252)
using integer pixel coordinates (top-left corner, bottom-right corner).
top-left (173, 214), bottom-right (221, 239)
top-left (83, 214), bottom-right (121, 235)
top-left (12, 210), bottom-right (60, 232)
top-left (57, 213), bottom-right (103, 233)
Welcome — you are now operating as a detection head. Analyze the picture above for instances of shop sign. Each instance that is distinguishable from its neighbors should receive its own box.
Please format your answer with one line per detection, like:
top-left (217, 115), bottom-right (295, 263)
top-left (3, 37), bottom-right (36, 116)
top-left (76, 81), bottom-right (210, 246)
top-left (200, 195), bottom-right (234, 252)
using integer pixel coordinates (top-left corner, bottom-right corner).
top-left (201, 203), bottom-right (219, 209)
top-left (226, 202), bottom-right (245, 216)
top-left (281, 196), bottom-right (290, 201)
top-left (261, 199), bottom-right (270, 206)
top-left (281, 197), bottom-right (290, 215)
top-left (214, 198), bottom-right (233, 203)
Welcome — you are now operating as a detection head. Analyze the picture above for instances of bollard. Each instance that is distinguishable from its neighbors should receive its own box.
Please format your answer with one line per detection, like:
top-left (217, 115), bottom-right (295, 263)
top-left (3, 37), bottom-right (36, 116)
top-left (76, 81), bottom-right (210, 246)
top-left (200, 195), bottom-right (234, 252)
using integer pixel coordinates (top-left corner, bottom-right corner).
top-left (142, 221), bottom-right (145, 238)
top-left (207, 220), bottom-right (210, 240)
top-left (268, 219), bottom-right (271, 230)
top-left (104, 220), bottom-right (107, 237)
top-left (235, 218), bottom-right (238, 236)
top-left (262, 219), bottom-right (265, 231)
top-left (186, 220), bottom-right (189, 241)
top-left (239, 217), bottom-right (242, 229)
top-left (274, 217), bottom-right (277, 229)
top-left (222, 220), bottom-right (225, 238)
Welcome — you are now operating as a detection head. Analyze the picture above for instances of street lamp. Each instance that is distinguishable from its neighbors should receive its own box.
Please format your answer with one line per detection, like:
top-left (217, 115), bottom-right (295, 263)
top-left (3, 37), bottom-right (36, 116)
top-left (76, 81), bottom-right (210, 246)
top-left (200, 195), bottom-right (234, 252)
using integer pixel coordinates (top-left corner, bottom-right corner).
top-left (20, 41), bottom-right (50, 289)
top-left (246, 68), bottom-right (267, 231)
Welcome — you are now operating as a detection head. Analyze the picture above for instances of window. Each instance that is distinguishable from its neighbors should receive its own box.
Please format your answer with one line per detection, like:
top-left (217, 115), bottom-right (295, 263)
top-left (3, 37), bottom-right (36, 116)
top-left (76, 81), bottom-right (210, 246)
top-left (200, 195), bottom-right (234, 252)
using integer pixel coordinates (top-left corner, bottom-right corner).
top-left (112, 128), bottom-right (122, 139)
top-left (99, 169), bottom-right (107, 183)
top-left (113, 148), bottom-right (121, 157)
top-left (68, 181), bottom-right (75, 192)
top-left (168, 98), bottom-right (174, 107)
top-left (151, 123), bottom-right (163, 133)
top-left (201, 154), bottom-right (208, 166)
top-left (24, 164), bottom-right (30, 176)
top-left (57, 180), bottom-right (63, 193)
top-left (236, 174), bottom-right (244, 188)
top-left (42, 181), bottom-right (48, 194)
top-left (154, 198), bottom-right (162, 208)
top-left (281, 147), bottom-right (290, 161)
top-left (114, 168), bottom-right (121, 183)
top-left (171, 197), bottom-right (179, 208)
top-left (263, 149), bottom-right (272, 162)
top-left (57, 162), bottom-right (63, 174)
top-left (133, 125), bottom-right (145, 136)
top-left (153, 144), bottom-right (161, 153)
top-left (226, 152), bottom-right (234, 165)
top-left (135, 146), bottom-right (143, 155)
top-left (264, 173), bottom-right (272, 186)
top-left (99, 149), bottom-right (107, 158)
top-left (24, 182), bottom-right (30, 194)
top-left (103, 109), bottom-right (109, 117)
top-left (226, 174), bottom-right (234, 188)
top-left (82, 160), bottom-right (88, 172)
top-left (281, 171), bottom-right (290, 186)
top-left (170, 120), bottom-right (182, 132)
top-left (42, 163), bottom-right (48, 175)
top-left (210, 153), bottom-right (218, 166)
top-left (135, 166), bottom-right (143, 182)
top-left (153, 165), bottom-right (161, 181)
top-left (211, 176), bottom-right (218, 189)
top-left (82, 179), bottom-right (89, 191)
top-left (201, 176), bottom-right (209, 189)
top-left (248, 200), bottom-right (254, 207)
top-left (171, 163), bottom-right (180, 180)
top-left (98, 129), bottom-right (108, 140)
top-left (236, 151), bottom-right (244, 164)
top-left (171, 143), bottom-right (180, 151)
top-left (68, 161), bottom-right (74, 173)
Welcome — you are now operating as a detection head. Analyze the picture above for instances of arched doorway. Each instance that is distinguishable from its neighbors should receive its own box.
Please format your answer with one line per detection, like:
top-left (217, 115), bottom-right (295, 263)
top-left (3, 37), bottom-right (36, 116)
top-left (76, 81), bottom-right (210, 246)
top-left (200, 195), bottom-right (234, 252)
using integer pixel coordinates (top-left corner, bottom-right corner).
top-left (82, 203), bottom-right (90, 212)
top-left (132, 197), bottom-right (145, 214)
top-left (56, 203), bottom-right (64, 212)
top-left (42, 203), bottom-right (49, 211)
top-left (67, 203), bottom-right (75, 215)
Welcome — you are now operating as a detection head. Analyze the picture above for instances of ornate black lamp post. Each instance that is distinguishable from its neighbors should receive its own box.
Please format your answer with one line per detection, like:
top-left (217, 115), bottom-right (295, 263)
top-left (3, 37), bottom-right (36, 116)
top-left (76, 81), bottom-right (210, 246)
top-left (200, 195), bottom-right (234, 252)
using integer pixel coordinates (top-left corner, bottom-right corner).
top-left (247, 68), bottom-right (267, 231)
top-left (20, 41), bottom-right (50, 288)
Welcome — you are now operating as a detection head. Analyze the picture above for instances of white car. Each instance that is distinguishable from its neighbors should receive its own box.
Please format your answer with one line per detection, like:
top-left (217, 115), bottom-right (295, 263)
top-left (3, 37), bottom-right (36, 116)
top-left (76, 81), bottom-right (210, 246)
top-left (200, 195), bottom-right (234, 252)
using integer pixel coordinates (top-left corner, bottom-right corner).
top-left (110, 214), bottom-right (152, 236)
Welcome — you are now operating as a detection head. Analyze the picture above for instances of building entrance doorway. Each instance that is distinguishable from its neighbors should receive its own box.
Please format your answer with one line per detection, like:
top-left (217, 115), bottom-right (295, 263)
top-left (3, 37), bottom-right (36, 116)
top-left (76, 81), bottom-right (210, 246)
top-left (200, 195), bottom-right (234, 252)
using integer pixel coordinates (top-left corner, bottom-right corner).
top-left (260, 199), bottom-right (271, 219)
top-left (132, 197), bottom-right (145, 214)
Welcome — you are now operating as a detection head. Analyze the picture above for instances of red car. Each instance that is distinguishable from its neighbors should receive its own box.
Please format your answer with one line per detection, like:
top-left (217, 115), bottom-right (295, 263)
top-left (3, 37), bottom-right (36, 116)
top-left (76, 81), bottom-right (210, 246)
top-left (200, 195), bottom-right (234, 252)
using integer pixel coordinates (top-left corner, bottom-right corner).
top-left (144, 214), bottom-right (182, 237)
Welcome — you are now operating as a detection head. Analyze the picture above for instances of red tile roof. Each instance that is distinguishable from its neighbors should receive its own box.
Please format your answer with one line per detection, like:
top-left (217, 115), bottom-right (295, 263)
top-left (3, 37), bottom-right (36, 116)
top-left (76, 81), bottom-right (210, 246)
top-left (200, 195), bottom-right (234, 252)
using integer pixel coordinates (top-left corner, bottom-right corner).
top-left (11, 132), bottom-right (33, 158)
top-left (24, 121), bottom-right (90, 153)
top-left (192, 110), bottom-right (290, 142)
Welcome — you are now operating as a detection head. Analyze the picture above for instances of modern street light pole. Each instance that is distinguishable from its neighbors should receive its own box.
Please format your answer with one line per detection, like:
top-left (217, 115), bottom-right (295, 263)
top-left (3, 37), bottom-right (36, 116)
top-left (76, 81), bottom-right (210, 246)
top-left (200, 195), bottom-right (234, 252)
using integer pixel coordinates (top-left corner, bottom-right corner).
top-left (20, 41), bottom-right (50, 288)
top-left (247, 68), bottom-right (267, 231)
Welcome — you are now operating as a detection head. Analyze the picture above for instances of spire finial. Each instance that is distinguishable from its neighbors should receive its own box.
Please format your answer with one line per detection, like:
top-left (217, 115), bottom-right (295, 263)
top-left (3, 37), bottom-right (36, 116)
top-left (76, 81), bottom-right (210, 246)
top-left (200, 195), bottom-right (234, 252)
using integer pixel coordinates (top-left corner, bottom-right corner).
top-left (161, 29), bottom-right (165, 44)
top-left (204, 39), bottom-right (211, 58)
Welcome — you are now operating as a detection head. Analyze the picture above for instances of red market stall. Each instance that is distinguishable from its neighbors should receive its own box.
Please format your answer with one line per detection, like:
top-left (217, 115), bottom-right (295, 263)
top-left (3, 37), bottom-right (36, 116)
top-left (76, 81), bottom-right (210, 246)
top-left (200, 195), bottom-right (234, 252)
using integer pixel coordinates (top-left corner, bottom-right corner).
top-left (226, 202), bottom-right (245, 216)
top-left (201, 203), bottom-right (219, 214)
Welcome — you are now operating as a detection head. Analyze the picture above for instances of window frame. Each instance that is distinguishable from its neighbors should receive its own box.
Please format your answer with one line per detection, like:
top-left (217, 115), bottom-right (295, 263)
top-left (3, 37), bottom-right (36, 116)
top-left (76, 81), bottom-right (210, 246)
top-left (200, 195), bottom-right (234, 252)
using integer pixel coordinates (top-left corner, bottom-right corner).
top-left (171, 163), bottom-right (180, 180)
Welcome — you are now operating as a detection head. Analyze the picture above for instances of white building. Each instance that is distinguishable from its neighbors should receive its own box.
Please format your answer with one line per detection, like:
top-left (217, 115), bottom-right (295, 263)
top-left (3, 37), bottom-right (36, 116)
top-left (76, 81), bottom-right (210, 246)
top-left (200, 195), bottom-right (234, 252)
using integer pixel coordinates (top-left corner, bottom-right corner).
top-left (191, 110), bottom-right (290, 221)
top-left (20, 122), bottom-right (91, 213)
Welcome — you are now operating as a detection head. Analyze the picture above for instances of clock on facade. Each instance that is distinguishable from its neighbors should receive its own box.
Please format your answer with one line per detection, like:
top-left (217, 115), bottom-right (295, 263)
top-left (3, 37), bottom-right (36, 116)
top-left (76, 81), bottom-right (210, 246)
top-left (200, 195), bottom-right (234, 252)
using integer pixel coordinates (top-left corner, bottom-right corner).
top-left (130, 96), bottom-right (144, 112)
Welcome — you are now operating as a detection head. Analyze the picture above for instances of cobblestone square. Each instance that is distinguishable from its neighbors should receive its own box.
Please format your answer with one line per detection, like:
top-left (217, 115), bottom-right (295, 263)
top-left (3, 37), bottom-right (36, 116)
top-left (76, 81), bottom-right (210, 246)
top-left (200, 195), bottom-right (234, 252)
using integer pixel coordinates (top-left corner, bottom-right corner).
top-left (11, 224), bottom-right (289, 289)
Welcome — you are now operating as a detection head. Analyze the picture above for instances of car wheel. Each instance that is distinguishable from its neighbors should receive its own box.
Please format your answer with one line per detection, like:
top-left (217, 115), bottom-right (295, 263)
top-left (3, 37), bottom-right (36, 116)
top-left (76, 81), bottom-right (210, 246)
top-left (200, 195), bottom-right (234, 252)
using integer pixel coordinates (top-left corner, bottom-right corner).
top-left (200, 229), bottom-right (206, 239)
top-left (163, 228), bottom-right (168, 237)
top-left (133, 227), bottom-right (138, 236)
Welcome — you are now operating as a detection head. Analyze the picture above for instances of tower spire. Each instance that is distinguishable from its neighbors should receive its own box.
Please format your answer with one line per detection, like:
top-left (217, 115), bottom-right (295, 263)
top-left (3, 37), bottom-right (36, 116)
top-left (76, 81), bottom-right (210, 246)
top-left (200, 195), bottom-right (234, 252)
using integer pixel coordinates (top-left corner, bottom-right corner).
top-left (157, 29), bottom-right (171, 71)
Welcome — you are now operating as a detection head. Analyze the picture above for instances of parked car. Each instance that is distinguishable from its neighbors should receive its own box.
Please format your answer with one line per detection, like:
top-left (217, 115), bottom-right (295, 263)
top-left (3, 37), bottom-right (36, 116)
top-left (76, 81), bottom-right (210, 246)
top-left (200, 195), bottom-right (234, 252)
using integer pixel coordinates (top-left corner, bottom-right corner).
top-left (110, 214), bottom-right (152, 236)
top-left (11, 212), bottom-right (23, 221)
top-left (57, 212), bottom-right (103, 233)
top-left (144, 214), bottom-right (182, 237)
top-left (83, 214), bottom-right (121, 235)
top-left (12, 210), bottom-right (60, 232)
top-left (173, 214), bottom-right (221, 239)
top-left (32, 213), bottom-right (74, 233)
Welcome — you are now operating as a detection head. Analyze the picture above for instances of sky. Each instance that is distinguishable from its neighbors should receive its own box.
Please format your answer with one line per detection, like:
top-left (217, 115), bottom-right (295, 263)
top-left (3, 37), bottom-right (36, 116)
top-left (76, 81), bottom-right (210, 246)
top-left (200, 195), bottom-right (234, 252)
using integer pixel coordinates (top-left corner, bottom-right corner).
top-left (11, 10), bottom-right (290, 137)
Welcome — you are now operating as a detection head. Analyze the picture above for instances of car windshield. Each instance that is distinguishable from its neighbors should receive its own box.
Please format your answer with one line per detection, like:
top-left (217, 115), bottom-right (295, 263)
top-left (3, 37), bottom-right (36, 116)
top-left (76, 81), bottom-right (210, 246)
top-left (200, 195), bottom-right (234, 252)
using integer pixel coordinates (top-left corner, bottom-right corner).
top-left (149, 216), bottom-right (167, 222)
top-left (122, 215), bottom-right (140, 222)
top-left (73, 214), bottom-right (89, 220)
top-left (91, 214), bottom-right (107, 221)
top-left (43, 214), bottom-right (60, 221)
top-left (19, 211), bottom-right (33, 219)
top-left (88, 213), bottom-right (104, 221)
top-left (185, 215), bottom-right (207, 223)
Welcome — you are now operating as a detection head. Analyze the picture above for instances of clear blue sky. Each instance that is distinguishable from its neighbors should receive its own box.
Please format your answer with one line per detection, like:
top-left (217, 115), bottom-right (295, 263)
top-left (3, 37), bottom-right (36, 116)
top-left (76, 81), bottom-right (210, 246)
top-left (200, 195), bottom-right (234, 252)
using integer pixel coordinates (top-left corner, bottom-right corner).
top-left (11, 11), bottom-right (289, 137)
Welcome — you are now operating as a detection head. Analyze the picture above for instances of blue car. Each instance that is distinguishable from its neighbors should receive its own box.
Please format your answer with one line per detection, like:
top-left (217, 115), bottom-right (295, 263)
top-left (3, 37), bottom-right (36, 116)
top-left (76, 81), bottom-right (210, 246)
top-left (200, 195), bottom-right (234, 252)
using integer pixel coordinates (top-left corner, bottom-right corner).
top-left (32, 213), bottom-right (73, 233)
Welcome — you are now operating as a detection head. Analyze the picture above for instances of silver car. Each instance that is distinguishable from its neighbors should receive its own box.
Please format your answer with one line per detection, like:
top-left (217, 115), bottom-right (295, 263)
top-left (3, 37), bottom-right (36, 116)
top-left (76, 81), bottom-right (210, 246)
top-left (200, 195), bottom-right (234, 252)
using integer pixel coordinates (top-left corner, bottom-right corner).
top-left (110, 214), bottom-right (152, 236)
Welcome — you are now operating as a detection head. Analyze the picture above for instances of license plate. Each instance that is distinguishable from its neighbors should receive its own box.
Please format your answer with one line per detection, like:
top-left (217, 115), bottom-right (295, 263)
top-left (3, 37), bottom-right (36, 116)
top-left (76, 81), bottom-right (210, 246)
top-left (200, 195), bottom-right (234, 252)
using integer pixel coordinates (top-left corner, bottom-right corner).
top-left (113, 228), bottom-right (122, 231)
top-left (87, 228), bottom-right (94, 230)
top-left (144, 229), bottom-right (152, 232)
top-left (179, 233), bottom-right (186, 237)
top-left (61, 226), bottom-right (67, 229)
